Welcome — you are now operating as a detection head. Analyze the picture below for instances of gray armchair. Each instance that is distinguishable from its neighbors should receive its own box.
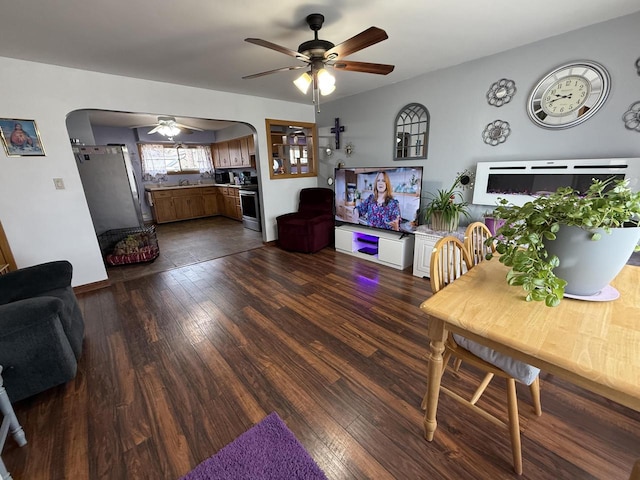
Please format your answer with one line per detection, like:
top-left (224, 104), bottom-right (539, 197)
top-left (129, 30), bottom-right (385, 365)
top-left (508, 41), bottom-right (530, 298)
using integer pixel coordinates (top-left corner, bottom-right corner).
top-left (0, 260), bottom-right (85, 402)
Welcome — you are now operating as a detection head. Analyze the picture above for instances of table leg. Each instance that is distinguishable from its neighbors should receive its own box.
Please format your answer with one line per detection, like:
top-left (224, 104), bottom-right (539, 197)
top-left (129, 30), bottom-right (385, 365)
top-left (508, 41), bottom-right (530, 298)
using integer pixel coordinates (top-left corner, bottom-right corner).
top-left (424, 318), bottom-right (446, 442)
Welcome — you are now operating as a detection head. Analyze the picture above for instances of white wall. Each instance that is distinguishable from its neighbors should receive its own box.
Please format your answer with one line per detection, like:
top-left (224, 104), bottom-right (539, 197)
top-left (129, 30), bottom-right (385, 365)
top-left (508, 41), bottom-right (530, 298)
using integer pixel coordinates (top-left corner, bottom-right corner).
top-left (5, 12), bottom-right (639, 287)
top-left (0, 57), bottom-right (316, 286)
top-left (317, 12), bottom-right (640, 220)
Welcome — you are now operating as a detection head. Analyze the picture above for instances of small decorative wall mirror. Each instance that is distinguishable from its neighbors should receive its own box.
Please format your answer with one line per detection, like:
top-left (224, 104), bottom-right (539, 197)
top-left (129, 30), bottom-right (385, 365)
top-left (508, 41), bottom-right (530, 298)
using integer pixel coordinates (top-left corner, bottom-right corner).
top-left (486, 78), bottom-right (516, 107)
top-left (394, 103), bottom-right (429, 160)
top-left (482, 119), bottom-right (511, 146)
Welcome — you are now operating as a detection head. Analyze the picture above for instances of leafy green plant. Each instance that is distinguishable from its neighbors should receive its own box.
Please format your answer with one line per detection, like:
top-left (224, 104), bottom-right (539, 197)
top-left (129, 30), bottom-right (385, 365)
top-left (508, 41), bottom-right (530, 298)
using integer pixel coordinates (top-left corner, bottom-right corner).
top-left (486, 177), bottom-right (640, 307)
top-left (423, 172), bottom-right (472, 226)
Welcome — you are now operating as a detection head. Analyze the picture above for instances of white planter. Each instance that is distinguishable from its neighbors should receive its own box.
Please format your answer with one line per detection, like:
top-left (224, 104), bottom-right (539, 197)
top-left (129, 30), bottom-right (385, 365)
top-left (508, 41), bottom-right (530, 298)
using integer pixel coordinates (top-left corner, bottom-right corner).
top-left (544, 225), bottom-right (640, 296)
top-left (430, 211), bottom-right (459, 232)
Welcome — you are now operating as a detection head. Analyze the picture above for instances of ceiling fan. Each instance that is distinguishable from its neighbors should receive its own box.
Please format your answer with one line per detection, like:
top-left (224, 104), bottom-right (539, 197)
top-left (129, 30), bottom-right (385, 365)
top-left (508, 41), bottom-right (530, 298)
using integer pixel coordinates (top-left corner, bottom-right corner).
top-left (243, 13), bottom-right (394, 108)
top-left (131, 116), bottom-right (204, 137)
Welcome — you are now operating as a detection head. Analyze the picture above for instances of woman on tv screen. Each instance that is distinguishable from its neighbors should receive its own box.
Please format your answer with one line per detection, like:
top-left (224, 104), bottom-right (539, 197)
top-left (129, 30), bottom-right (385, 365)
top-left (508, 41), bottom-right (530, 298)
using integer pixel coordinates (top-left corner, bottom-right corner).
top-left (353, 171), bottom-right (401, 231)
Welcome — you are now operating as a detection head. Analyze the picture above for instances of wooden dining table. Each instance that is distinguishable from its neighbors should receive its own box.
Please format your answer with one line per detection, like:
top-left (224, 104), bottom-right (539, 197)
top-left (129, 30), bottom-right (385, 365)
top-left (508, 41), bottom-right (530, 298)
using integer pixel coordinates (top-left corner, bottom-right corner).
top-left (419, 258), bottom-right (640, 442)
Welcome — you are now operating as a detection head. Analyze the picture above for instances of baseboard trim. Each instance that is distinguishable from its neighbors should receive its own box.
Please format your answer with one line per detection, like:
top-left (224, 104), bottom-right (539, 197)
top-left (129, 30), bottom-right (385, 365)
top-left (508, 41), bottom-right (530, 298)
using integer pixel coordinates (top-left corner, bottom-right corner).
top-left (74, 279), bottom-right (110, 294)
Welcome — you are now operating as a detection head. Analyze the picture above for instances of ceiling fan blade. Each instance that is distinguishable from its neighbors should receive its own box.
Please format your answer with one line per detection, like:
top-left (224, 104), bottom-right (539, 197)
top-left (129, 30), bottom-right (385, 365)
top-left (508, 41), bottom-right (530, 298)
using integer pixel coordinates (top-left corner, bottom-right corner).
top-left (245, 38), bottom-right (310, 61)
top-left (147, 125), bottom-right (162, 134)
top-left (333, 60), bottom-right (394, 75)
top-left (325, 27), bottom-right (388, 59)
top-left (243, 65), bottom-right (307, 80)
top-left (175, 123), bottom-right (203, 132)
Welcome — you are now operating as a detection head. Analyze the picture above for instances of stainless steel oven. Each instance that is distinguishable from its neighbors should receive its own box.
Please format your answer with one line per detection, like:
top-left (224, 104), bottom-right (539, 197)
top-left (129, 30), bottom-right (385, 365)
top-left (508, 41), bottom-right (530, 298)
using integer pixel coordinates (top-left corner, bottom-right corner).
top-left (239, 187), bottom-right (261, 231)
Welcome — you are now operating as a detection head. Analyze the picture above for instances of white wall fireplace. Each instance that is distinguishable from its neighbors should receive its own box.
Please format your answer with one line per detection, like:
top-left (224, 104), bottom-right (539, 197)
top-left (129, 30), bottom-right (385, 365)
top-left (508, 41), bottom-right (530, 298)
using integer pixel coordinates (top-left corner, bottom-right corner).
top-left (473, 158), bottom-right (640, 207)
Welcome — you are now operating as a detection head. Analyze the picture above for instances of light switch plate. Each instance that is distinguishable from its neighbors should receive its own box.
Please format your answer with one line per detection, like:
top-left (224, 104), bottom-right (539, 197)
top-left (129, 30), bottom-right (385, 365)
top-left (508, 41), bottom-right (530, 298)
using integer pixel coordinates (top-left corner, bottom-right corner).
top-left (53, 178), bottom-right (65, 190)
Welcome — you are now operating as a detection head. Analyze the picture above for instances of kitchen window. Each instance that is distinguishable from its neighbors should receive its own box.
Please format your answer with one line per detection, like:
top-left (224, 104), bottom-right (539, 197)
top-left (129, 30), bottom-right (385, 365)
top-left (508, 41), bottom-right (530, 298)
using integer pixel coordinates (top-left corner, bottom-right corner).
top-left (139, 143), bottom-right (213, 176)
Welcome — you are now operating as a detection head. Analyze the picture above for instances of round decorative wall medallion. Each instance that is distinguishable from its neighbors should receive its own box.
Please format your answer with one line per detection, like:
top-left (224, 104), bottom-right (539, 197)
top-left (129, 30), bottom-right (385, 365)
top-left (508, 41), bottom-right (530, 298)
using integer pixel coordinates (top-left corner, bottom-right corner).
top-left (345, 143), bottom-right (354, 157)
top-left (487, 79), bottom-right (516, 107)
top-left (527, 61), bottom-right (610, 129)
top-left (623, 101), bottom-right (640, 132)
top-left (482, 120), bottom-right (511, 146)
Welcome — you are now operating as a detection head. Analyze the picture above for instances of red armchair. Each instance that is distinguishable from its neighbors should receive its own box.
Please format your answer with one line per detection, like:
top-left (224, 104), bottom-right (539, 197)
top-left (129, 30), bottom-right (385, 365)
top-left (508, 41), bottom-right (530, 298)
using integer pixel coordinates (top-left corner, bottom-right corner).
top-left (276, 188), bottom-right (335, 253)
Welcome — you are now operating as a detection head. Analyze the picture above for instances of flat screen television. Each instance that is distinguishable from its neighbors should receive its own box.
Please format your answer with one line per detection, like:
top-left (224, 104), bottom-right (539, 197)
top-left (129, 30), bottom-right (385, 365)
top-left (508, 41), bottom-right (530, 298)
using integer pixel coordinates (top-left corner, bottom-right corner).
top-left (334, 166), bottom-right (423, 234)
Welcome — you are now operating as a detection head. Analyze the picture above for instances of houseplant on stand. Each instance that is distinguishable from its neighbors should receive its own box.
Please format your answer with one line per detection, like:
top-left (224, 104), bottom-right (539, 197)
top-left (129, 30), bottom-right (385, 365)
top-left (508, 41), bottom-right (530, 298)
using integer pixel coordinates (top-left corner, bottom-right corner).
top-left (487, 177), bottom-right (640, 307)
top-left (424, 171), bottom-right (472, 232)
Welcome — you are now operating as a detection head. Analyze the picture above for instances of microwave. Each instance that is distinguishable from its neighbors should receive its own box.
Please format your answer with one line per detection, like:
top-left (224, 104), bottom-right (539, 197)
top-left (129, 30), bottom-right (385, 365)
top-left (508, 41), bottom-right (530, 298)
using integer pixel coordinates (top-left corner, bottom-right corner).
top-left (215, 171), bottom-right (232, 184)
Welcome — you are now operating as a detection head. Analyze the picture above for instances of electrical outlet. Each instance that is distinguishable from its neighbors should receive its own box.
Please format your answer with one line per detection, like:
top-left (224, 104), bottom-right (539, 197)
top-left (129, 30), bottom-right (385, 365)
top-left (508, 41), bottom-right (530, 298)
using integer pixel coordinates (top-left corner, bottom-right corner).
top-left (53, 178), bottom-right (65, 190)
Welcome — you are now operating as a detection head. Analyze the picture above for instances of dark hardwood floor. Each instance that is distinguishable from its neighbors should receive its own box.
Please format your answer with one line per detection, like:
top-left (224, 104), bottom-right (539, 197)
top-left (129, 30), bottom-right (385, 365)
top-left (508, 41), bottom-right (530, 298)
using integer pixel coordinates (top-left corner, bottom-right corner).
top-left (3, 239), bottom-right (640, 479)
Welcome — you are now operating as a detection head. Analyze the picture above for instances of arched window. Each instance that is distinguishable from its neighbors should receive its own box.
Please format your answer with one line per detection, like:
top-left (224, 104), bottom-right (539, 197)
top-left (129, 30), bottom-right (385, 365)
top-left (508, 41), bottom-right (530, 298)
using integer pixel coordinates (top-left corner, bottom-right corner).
top-left (394, 103), bottom-right (429, 160)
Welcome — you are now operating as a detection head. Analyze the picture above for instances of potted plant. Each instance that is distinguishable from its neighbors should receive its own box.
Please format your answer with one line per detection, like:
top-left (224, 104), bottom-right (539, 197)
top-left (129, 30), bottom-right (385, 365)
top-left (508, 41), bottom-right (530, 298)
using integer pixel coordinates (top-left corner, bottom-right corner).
top-left (424, 171), bottom-right (472, 231)
top-left (487, 177), bottom-right (640, 306)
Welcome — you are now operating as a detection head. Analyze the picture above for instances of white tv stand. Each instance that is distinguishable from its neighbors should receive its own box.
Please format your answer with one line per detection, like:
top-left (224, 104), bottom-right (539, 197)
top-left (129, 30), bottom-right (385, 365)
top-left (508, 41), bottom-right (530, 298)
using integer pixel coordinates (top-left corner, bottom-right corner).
top-left (335, 224), bottom-right (415, 270)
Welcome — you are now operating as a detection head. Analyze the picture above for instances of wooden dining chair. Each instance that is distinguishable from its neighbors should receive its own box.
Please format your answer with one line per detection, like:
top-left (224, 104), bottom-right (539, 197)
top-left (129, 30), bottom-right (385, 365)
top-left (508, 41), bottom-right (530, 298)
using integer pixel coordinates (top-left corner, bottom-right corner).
top-left (464, 221), bottom-right (495, 266)
top-left (422, 236), bottom-right (542, 475)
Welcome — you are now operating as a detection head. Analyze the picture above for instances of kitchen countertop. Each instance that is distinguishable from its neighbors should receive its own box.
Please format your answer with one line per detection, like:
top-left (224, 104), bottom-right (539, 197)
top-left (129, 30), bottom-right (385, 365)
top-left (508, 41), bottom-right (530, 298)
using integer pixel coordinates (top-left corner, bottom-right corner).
top-left (144, 183), bottom-right (255, 191)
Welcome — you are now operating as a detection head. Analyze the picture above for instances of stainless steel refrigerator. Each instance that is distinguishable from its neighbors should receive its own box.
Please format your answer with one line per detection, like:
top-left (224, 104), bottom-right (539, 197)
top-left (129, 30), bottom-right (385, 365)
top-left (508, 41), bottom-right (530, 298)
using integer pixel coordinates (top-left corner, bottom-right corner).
top-left (75, 145), bottom-right (144, 235)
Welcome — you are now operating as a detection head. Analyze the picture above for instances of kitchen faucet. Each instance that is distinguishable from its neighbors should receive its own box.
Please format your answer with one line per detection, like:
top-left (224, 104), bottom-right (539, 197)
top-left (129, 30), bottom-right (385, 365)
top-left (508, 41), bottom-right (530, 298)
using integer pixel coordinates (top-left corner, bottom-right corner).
top-left (179, 179), bottom-right (189, 186)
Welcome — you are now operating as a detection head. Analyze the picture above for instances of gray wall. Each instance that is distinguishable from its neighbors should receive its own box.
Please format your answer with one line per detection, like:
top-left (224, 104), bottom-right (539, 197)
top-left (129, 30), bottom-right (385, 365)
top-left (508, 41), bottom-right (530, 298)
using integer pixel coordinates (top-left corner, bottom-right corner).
top-left (317, 12), bottom-right (640, 222)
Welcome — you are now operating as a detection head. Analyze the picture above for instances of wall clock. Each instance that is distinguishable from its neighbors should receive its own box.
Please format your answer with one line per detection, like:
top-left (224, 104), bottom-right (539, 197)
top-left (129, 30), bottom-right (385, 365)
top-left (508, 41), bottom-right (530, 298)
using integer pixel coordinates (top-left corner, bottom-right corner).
top-left (527, 61), bottom-right (610, 129)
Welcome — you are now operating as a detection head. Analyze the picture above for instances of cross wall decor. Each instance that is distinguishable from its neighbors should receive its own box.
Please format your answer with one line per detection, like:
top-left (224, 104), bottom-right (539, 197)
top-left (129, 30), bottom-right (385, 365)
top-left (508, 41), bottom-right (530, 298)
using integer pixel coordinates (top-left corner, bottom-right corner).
top-left (331, 117), bottom-right (345, 150)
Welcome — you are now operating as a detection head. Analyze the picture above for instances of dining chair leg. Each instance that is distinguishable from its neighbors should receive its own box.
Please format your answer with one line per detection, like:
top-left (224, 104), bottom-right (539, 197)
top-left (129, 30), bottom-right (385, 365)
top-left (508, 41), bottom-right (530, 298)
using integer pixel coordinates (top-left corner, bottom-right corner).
top-left (421, 350), bottom-right (453, 410)
top-left (506, 378), bottom-right (523, 475)
top-left (529, 376), bottom-right (542, 416)
top-left (470, 372), bottom-right (494, 405)
top-left (453, 358), bottom-right (462, 371)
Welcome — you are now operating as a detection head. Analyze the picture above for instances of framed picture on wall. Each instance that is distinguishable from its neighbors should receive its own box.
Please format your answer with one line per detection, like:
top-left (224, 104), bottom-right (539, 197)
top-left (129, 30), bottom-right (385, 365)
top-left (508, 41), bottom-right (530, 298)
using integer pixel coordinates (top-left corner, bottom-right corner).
top-left (0, 118), bottom-right (46, 157)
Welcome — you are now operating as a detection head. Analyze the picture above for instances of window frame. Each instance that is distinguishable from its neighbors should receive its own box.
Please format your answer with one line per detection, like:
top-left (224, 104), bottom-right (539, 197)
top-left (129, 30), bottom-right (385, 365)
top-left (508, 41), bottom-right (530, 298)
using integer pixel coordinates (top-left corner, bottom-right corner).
top-left (266, 119), bottom-right (317, 179)
top-left (137, 142), bottom-right (214, 175)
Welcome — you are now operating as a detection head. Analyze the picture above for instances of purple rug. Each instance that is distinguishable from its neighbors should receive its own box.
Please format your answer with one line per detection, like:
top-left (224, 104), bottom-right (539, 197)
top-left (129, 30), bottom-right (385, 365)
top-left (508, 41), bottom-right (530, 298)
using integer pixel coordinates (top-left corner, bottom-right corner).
top-left (181, 412), bottom-right (328, 480)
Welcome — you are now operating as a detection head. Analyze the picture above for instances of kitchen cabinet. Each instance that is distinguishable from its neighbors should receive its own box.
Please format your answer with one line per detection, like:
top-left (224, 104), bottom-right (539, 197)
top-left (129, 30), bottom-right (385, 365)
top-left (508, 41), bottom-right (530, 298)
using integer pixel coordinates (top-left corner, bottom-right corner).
top-left (173, 194), bottom-right (204, 219)
top-left (228, 139), bottom-right (242, 167)
top-left (202, 187), bottom-right (219, 216)
top-left (152, 191), bottom-right (178, 223)
top-left (219, 186), bottom-right (242, 221)
top-left (246, 135), bottom-right (255, 156)
top-left (150, 186), bottom-right (223, 223)
top-left (239, 136), bottom-right (252, 166)
top-left (214, 141), bottom-right (230, 168)
top-left (212, 135), bottom-right (254, 169)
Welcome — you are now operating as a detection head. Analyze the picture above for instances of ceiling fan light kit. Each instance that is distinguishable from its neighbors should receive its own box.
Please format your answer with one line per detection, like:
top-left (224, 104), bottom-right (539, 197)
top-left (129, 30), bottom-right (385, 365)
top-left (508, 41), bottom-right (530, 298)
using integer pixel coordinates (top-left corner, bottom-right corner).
top-left (293, 72), bottom-right (312, 94)
top-left (155, 124), bottom-right (181, 137)
top-left (244, 13), bottom-right (394, 112)
top-left (317, 68), bottom-right (336, 95)
top-left (134, 116), bottom-right (204, 138)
